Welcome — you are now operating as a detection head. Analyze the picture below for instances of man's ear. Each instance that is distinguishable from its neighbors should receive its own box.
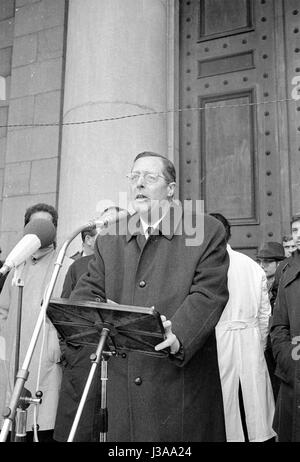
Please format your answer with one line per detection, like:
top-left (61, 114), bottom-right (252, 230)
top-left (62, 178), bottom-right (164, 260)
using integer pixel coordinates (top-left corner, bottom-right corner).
top-left (85, 235), bottom-right (92, 247)
top-left (167, 182), bottom-right (176, 198)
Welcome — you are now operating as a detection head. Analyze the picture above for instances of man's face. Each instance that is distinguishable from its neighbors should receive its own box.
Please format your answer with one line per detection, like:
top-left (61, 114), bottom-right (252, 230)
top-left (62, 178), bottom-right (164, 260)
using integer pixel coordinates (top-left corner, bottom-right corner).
top-left (258, 259), bottom-right (278, 279)
top-left (130, 157), bottom-right (175, 218)
top-left (292, 220), bottom-right (300, 251)
top-left (283, 239), bottom-right (297, 257)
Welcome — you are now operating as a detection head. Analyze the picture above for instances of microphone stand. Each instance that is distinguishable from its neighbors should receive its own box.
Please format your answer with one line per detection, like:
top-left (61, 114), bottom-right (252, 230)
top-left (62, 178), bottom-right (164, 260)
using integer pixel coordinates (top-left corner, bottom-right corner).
top-left (67, 327), bottom-right (112, 442)
top-left (10, 273), bottom-right (24, 442)
top-left (0, 222), bottom-right (93, 443)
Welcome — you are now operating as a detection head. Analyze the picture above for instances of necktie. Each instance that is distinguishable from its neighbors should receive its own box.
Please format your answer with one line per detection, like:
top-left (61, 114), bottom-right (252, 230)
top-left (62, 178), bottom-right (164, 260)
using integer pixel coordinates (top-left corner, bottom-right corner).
top-left (146, 226), bottom-right (153, 239)
top-left (136, 232), bottom-right (146, 250)
top-left (136, 227), bottom-right (154, 250)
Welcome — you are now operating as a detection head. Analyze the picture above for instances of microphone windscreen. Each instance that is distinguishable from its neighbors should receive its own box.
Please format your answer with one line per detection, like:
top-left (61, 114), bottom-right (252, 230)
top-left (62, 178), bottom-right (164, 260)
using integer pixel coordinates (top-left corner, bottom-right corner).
top-left (23, 218), bottom-right (56, 248)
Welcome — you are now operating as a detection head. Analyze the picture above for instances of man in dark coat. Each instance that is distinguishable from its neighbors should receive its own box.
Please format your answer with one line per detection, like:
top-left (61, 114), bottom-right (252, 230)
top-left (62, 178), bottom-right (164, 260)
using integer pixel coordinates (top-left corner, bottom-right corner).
top-left (256, 241), bottom-right (286, 402)
top-left (66, 152), bottom-right (229, 442)
top-left (271, 214), bottom-right (300, 441)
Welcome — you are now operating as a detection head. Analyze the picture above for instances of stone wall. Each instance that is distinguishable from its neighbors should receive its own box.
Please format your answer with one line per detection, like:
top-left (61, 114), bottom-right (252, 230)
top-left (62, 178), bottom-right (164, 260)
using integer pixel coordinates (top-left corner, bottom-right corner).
top-left (0, 0), bottom-right (14, 257)
top-left (0, 0), bottom-right (66, 257)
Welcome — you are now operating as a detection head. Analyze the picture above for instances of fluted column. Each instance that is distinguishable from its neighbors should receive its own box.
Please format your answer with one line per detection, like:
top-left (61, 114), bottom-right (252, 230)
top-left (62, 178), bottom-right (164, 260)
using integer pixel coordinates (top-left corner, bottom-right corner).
top-left (57, 0), bottom-right (171, 246)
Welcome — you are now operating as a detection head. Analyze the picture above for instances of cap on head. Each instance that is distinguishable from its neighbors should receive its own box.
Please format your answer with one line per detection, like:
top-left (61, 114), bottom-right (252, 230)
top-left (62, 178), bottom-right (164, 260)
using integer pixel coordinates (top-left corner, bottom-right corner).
top-left (257, 241), bottom-right (285, 261)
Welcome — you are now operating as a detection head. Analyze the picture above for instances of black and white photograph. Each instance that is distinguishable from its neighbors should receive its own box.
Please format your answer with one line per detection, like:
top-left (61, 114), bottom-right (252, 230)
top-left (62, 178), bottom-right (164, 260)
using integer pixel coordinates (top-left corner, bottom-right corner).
top-left (0, 0), bottom-right (299, 449)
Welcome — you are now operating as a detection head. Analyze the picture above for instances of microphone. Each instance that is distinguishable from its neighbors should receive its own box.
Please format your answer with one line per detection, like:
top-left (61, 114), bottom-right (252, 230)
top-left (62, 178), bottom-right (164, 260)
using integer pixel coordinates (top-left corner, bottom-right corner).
top-left (0, 219), bottom-right (56, 276)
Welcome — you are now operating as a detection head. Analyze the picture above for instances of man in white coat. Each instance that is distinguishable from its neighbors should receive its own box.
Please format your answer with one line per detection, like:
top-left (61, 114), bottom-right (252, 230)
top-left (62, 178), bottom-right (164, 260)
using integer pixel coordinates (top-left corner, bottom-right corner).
top-left (211, 213), bottom-right (276, 442)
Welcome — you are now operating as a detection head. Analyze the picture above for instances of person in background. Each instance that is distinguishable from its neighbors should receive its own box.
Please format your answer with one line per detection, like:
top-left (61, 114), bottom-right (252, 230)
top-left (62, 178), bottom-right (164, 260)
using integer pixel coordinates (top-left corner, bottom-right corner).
top-left (211, 213), bottom-right (276, 442)
top-left (63, 224), bottom-right (97, 293)
top-left (282, 234), bottom-right (296, 258)
top-left (270, 214), bottom-right (300, 441)
top-left (70, 223), bottom-right (98, 260)
top-left (0, 203), bottom-right (72, 442)
top-left (256, 241), bottom-right (286, 402)
top-left (256, 242), bottom-right (286, 296)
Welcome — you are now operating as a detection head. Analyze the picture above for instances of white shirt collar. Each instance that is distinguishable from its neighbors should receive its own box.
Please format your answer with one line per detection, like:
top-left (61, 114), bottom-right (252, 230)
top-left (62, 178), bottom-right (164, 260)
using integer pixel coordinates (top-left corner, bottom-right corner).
top-left (140, 217), bottom-right (163, 238)
top-left (139, 202), bottom-right (172, 238)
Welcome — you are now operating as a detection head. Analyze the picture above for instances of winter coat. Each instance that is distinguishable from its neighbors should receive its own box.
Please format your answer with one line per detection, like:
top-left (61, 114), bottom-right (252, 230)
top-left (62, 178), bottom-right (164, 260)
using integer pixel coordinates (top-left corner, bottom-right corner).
top-left (216, 245), bottom-right (276, 442)
top-left (270, 249), bottom-right (300, 441)
top-left (64, 207), bottom-right (229, 442)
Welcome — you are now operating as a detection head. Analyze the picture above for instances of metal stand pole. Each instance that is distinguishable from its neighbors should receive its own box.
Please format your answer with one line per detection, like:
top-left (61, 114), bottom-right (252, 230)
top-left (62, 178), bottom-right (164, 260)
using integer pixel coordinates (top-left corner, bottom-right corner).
top-left (10, 277), bottom-right (24, 442)
top-left (99, 355), bottom-right (108, 442)
top-left (67, 327), bottom-right (110, 442)
top-left (14, 278), bottom-right (24, 388)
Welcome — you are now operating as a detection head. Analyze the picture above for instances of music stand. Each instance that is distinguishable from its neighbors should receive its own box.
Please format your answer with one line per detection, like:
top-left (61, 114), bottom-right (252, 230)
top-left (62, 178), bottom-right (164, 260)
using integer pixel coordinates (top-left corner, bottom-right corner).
top-left (47, 297), bottom-right (168, 442)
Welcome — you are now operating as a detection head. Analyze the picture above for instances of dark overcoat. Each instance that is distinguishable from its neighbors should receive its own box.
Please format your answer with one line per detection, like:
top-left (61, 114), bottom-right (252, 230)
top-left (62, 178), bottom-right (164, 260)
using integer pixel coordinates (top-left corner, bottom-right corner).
top-left (270, 249), bottom-right (300, 441)
top-left (67, 207), bottom-right (229, 442)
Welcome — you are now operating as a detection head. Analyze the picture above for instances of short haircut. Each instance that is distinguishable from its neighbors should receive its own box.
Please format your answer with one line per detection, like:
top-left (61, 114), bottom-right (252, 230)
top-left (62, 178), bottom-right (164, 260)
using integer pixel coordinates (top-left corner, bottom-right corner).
top-left (282, 234), bottom-right (293, 242)
top-left (133, 151), bottom-right (176, 183)
top-left (209, 212), bottom-right (231, 243)
top-left (81, 224), bottom-right (97, 242)
top-left (291, 214), bottom-right (300, 227)
top-left (24, 203), bottom-right (58, 228)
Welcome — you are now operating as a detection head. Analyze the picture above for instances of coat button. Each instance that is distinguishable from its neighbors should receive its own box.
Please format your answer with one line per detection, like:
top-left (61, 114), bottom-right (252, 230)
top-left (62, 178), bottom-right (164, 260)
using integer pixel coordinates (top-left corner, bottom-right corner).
top-left (139, 280), bottom-right (146, 288)
top-left (134, 377), bottom-right (142, 385)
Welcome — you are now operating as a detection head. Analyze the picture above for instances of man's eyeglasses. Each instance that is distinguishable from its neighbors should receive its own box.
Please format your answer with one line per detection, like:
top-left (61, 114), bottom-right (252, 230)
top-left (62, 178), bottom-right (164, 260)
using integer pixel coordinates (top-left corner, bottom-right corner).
top-left (126, 171), bottom-right (167, 185)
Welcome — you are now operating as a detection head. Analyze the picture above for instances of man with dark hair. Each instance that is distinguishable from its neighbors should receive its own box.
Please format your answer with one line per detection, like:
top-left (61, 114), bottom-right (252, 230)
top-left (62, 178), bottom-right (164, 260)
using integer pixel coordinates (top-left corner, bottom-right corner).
top-left (24, 202), bottom-right (58, 229)
top-left (80, 224), bottom-right (97, 256)
top-left (210, 212), bottom-right (275, 442)
top-left (57, 152), bottom-right (229, 442)
top-left (134, 151), bottom-right (176, 185)
top-left (71, 224), bottom-right (97, 260)
top-left (270, 214), bottom-right (300, 441)
top-left (0, 203), bottom-right (72, 442)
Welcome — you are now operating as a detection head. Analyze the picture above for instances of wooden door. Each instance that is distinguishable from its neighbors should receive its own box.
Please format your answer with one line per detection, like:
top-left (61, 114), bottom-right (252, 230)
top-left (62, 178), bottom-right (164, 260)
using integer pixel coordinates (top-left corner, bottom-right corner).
top-left (179, 0), bottom-right (296, 258)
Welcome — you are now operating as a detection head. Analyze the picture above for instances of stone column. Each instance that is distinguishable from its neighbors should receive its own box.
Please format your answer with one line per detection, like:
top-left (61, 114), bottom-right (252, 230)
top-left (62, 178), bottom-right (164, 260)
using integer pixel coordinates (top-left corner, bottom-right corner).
top-left (57, 0), bottom-right (171, 247)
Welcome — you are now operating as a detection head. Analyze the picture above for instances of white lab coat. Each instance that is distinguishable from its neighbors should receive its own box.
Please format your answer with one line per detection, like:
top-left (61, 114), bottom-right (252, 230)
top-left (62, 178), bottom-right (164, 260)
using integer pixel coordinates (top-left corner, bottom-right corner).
top-left (216, 245), bottom-right (276, 442)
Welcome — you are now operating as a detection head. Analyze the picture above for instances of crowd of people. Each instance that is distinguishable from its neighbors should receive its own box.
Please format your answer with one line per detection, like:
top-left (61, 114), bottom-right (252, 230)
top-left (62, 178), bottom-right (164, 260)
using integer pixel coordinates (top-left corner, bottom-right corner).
top-left (0, 151), bottom-right (299, 442)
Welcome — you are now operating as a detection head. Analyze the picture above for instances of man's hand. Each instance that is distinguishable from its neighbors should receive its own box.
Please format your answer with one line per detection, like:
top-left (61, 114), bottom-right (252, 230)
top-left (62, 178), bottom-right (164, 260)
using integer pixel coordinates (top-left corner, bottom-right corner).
top-left (155, 315), bottom-right (180, 354)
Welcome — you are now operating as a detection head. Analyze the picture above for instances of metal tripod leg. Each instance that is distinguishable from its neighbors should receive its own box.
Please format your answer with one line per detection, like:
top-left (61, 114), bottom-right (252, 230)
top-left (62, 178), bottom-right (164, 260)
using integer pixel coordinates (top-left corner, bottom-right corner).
top-left (99, 355), bottom-right (108, 442)
top-left (67, 327), bottom-right (110, 442)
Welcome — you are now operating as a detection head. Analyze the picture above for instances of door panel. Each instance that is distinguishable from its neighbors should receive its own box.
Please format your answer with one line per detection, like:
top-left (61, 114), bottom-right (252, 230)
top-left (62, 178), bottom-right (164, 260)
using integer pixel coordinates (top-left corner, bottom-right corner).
top-left (179, 0), bottom-right (288, 258)
top-left (198, 0), bottom-right (254, 40)
top-left (201, 92), bottom-right (256, 220)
